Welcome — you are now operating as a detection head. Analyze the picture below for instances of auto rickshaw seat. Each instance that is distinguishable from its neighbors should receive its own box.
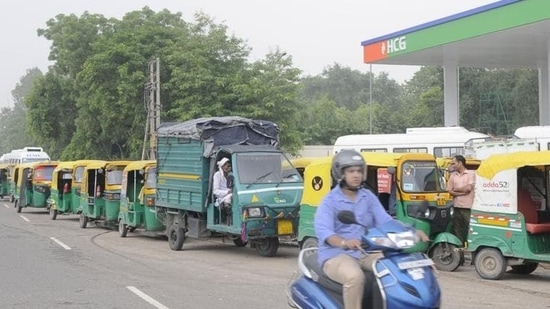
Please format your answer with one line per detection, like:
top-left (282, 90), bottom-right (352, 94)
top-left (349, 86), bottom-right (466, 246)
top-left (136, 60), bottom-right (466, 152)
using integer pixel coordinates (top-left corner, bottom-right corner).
top-left (518, 190), bottom-right (550, 234)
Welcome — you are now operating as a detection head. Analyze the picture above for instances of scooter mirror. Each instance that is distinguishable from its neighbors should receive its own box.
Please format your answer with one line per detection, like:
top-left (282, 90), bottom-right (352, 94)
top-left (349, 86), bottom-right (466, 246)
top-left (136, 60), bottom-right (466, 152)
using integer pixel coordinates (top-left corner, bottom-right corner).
top-left (337, 210), bottom-right (357, 224)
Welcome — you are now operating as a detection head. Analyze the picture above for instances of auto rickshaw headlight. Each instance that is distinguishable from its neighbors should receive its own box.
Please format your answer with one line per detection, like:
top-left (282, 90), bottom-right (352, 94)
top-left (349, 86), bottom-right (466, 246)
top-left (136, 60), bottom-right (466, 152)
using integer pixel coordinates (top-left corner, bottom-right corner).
top-left (424, 208), bottom-right (431, 218)
top-left (245, 206), bottom-right (266, 218)
top-left (146, 197), bottom-right (155, 206)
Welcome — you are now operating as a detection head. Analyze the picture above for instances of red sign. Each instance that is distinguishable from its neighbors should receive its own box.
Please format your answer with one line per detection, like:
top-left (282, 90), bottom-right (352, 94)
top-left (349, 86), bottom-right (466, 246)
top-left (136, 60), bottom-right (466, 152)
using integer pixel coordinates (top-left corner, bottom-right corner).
top-left (377, 169), bottom-right (392, 194)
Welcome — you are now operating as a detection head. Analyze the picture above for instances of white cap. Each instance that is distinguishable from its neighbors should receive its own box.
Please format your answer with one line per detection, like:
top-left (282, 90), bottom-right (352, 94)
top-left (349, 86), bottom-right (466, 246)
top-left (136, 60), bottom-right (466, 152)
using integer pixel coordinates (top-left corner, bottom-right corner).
top-left (217, 157), bottom-right (230, 167)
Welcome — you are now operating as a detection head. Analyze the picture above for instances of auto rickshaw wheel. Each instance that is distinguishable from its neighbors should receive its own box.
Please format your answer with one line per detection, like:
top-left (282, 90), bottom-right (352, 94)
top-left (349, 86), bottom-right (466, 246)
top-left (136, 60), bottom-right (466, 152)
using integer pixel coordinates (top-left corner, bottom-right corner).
top-left (233, 236), bottom-right (248, 247)
top-left (49, 207), bottom-right (57, 220)
top-left (429, 243), bottom-right (461, 272)
top-left (474, 248), bottom-right (507, 280)
top-left (15, 200), bottom-right (22, 213)
top-left (118, 220), bottom-right (128, 238)
top-left (79, 213), bottom-right (88, 228)
top-left (168, 224), bottom-right (185, 251)
top-left (255, 237), bottom-right (279, 257)
top-left (509, 262), bottom-right (538, 275)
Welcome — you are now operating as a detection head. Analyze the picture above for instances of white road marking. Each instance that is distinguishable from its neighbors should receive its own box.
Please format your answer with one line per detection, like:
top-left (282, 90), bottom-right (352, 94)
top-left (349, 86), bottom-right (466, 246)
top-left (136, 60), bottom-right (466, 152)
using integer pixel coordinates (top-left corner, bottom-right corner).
top-left (3, 204), bottom-right (9, 208)
top-left (127, 286), bottom-right (170, 309)
top-left (19, 215), bottom-right (30, 222)
top-left (50, 237), bottom-right (71, 250)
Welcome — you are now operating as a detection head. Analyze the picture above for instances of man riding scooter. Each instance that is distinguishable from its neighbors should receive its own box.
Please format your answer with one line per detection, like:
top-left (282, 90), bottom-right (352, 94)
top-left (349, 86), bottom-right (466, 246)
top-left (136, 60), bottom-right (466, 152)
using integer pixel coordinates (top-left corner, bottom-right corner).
top-left (314, 150), bottom-right (429, 309)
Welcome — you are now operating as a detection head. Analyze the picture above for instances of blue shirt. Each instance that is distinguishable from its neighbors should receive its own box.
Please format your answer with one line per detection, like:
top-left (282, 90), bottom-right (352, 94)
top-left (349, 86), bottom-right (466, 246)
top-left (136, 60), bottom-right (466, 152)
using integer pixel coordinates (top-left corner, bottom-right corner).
top-left (315, 185), bottom-right (393, 266)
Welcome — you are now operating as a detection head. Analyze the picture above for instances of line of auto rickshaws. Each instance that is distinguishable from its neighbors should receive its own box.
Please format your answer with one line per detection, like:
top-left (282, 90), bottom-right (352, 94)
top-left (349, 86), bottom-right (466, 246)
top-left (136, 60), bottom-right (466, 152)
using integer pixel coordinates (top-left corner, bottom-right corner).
top-left (2, 150), bottom-right (550, 280)
top-left (0, 159), bottom-right (162, 236)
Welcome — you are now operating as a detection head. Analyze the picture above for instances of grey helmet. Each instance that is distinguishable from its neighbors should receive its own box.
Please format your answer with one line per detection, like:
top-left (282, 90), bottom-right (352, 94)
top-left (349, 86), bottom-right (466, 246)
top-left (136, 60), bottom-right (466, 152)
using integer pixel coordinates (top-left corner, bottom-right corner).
top-left (331, 149), bottom-right (366, 183)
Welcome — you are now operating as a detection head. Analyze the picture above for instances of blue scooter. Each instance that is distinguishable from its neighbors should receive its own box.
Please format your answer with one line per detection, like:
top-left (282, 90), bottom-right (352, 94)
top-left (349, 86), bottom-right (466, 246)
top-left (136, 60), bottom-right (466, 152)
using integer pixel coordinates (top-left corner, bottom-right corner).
top-left (287, 210), bottom-right (441, 309)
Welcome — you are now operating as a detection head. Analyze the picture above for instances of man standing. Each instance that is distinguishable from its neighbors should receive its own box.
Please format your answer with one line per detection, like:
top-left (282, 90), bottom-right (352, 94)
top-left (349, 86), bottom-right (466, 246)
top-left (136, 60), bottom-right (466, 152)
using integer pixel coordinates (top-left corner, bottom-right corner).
top-left (447, 155), bottom-right (475, 246)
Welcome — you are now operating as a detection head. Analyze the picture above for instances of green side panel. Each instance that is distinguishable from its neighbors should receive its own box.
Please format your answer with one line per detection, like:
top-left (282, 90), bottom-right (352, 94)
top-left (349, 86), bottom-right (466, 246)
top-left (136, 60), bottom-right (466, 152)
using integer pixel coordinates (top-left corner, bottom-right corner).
top-left (389, 0), bottom-right (550, 58)
top-left (104, 198), bottom-right (120, 221)
top-left (156, 137), bottom-right (209, 212)
top-left (298, 204), bottom-right (317, 242)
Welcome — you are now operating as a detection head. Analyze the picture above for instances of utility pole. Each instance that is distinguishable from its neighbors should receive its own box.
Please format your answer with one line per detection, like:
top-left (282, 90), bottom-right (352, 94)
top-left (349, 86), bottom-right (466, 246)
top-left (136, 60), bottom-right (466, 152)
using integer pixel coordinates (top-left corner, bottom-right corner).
top-left (142, 58), bottom-right (161, 160)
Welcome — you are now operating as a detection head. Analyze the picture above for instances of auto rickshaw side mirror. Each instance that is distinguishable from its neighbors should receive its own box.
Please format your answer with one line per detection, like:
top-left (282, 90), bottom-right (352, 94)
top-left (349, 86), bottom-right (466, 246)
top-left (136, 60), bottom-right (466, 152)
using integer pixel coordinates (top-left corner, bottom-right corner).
top-left (387, 166), bottom-right (396, 175)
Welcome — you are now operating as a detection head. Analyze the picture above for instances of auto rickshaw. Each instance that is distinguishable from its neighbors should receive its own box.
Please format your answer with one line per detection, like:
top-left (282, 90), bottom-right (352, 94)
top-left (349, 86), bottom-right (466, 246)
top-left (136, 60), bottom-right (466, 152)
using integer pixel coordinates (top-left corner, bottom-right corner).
top-left (79, 160), bottom-right (131, 229)
top-left (468, 151), bottom-right (550, 280)
top-left (117, 160), bottom-right (164, 237)
top-left (47, 161), bottom-right (78, 220)
top-left (297, 152), bottom-right (463, 271)
top-left (14, 161), bottom-right (59, 213)
top-left (287, 157), bottom-right (318, 179)
top-left (10, 163), bottom-right (23, 204)
top-left (0, 163), bottom-right (9, 198)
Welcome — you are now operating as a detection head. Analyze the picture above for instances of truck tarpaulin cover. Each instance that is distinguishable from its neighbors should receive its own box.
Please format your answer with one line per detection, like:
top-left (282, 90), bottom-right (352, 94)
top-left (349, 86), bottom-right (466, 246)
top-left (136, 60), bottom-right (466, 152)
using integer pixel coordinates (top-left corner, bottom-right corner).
top-left (157, 116), bottom-right (280, 157)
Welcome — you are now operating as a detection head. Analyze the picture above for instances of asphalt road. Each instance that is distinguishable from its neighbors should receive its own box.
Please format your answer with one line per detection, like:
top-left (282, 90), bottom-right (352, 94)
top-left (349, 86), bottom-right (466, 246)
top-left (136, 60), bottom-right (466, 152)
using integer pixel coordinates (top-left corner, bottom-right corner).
top-left (1, 201), bottom-right (550, 309)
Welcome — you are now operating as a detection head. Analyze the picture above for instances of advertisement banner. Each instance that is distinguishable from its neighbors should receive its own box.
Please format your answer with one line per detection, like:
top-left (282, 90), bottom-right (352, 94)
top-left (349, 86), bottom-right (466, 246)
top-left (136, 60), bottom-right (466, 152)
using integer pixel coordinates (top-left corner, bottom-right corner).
top-left (473, 169), bottom-right (517, 214)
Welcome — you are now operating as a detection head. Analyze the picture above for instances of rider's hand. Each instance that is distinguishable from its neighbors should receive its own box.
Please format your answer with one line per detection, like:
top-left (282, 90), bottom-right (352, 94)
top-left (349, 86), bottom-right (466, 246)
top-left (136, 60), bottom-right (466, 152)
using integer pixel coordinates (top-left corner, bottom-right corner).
top-left (343, 238), bottom-right (362, 250)
top-left (416, 230), bottom-right (430, 242)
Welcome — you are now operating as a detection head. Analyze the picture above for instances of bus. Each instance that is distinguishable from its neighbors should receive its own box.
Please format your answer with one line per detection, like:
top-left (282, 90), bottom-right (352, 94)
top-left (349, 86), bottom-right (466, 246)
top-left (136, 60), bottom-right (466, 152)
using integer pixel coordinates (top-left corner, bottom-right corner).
top-left (333, 126), bottom-right (489, 158)
top-left (0, 147), bottom-right (51, 165)
top-left (514, 126), bottom-right (550, 150)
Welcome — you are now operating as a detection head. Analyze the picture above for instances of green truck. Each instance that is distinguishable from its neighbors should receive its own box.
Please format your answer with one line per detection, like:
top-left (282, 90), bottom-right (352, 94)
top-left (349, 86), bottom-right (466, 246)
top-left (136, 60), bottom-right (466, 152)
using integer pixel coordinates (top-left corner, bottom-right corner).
top-left (155, 117), bottom-right (303, 256)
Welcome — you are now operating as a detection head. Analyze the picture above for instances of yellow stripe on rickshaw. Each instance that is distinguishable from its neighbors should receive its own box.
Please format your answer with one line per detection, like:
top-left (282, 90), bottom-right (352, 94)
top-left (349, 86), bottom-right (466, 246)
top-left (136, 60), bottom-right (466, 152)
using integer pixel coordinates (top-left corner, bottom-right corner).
top-left (159, 173), bottom-right (201, 181)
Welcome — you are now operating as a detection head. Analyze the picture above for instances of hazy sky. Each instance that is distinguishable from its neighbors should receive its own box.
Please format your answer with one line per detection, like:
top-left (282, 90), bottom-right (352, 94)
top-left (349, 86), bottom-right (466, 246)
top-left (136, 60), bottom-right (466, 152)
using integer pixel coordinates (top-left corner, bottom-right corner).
top-left (1, 0), bottom-right (496, 107)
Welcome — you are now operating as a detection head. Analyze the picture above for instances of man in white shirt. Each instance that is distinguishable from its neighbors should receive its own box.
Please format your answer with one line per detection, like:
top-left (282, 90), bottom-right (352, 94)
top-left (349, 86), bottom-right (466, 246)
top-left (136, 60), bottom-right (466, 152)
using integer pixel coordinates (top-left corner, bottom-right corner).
top-left (213, 157), bottom-right (233, 207)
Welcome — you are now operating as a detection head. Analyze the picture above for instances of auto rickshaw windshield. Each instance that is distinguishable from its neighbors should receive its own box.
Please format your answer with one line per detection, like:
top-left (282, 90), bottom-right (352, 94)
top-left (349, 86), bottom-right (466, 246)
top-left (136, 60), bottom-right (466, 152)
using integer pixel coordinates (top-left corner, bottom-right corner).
top-left (401, 161), bottom-right (445, 193)
top-left (237, 153), bottom-right (301, 184)
top-left (106, 166), bottom-right (125, 185)
top-left (146, 167), bottom-right (157, 189)
top-left (33, 166), bottom-right (55, 181)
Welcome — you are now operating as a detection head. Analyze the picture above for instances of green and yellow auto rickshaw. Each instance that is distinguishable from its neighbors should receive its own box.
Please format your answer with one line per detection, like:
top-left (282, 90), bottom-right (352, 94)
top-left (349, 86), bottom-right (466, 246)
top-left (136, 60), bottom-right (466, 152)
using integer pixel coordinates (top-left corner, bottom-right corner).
top-left (468, 151), bottom-right (550, 280)
top-left (0, 163), bottom-right (9, 199)
top-left (79, 160), bottom-right (131, 229)
top-left (10, 163), bottom-right (23, 204)
top-left (298, 152), bottom-right (462, 271)
top-left (15, 161), bottom-right (59, 213)
top-left (118, 160), bottom-right (164, 237)
top-left (47, 161), bottom-right (77, 220)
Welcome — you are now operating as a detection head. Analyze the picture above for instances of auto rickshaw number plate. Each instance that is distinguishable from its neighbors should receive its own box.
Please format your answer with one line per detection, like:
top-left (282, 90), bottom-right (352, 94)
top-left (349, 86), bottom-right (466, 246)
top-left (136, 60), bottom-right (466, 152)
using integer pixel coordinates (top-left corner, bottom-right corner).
top-left (278, 219), bottom-right (293, 235)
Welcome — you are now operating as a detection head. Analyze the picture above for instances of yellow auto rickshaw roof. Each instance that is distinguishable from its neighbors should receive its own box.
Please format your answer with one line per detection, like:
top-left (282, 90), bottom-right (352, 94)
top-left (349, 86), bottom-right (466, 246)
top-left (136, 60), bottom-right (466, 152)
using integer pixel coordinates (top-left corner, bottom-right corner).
top-left (84, 160), bottom-right (109, 170)
top-left (53, 161), bottom-right (78, 171)
top-left (305, 152), bottom-right (436, 170)
top-left (124, 160), bottom-right (156, 171)
top-left (289, 157), bottom-right (318, 168)
top-left (0, 163), bottom-right (9, 169)
top-left (73, 159), bottom-right (106, 168)
top-left (32, 161), bottom-right (59, 168)
top-left (107, 160), bottom-right (132, 168)
top-left (477, 151), bottom-right (550, 179)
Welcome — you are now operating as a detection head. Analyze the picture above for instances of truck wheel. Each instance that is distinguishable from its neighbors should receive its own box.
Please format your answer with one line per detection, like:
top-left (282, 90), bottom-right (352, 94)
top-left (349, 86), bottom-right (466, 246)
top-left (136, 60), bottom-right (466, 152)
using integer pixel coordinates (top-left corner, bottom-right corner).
top-left (509, 262), bottom-right (538, 275)
top-left (49, 207), bottom-right (57, 220)
top-left (168, 224), bottom-right (185, 251)
top-left (79, 213), bottom-right (88, 228)
top-left (429, 243), bottom-right (461, 272)
top-left (474, 248), bottom-right (507, 280)
top-left (255, 237), bottom-right (279, 257)
top-left (118, 220), bottom-right (128, 238)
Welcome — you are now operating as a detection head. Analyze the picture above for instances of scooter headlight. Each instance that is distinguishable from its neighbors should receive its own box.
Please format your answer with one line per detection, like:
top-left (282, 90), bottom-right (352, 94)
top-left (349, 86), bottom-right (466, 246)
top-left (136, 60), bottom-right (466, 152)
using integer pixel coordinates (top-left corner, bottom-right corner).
top-left (388, 230), bottom-right (416, 248)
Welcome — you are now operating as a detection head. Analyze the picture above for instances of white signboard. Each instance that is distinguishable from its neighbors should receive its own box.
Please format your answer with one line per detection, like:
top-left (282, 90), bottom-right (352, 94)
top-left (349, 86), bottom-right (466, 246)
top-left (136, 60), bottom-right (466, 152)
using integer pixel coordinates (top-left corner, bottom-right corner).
top-left (473, 169), bottom-right (517, 214)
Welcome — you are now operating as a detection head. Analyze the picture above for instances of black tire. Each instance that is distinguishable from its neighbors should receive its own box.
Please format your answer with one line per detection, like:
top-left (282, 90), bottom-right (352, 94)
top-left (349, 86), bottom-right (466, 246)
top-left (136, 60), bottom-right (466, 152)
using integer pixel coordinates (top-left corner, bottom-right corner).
top-left (509, 262), bottom-right (538, 275)
top-left (255, 237), bottom-right (280, 257)
top-left (233, 236), bottom-right (248, 247)
top-left (474, 248), bottom-right (507, 280)
top-left (15, 200), bottom-right (22, 213)
top-left (118, 220), bottom-right (128, 238)
top-left (79, 213), bottom-right (88, 228)
top-left (429, 243), bottom-right (462, 272)
top-left (49, 207), bottom-right (57, 220)
top-left (168, 224), bottom-right (185, 251)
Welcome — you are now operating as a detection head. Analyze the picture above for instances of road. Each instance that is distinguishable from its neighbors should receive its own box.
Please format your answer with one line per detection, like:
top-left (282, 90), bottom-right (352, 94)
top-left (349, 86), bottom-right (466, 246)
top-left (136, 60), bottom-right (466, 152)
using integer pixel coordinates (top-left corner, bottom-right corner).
top-left (1, 201), bottom-right (550, 309)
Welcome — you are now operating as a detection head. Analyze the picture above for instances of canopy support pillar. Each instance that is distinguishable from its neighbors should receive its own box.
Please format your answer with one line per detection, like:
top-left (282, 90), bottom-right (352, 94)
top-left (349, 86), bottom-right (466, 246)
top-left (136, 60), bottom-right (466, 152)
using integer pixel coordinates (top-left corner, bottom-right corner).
top-left (540, 49), bottom-right (550, 125)
top-left (443, 64), bottom-right (460, 126)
